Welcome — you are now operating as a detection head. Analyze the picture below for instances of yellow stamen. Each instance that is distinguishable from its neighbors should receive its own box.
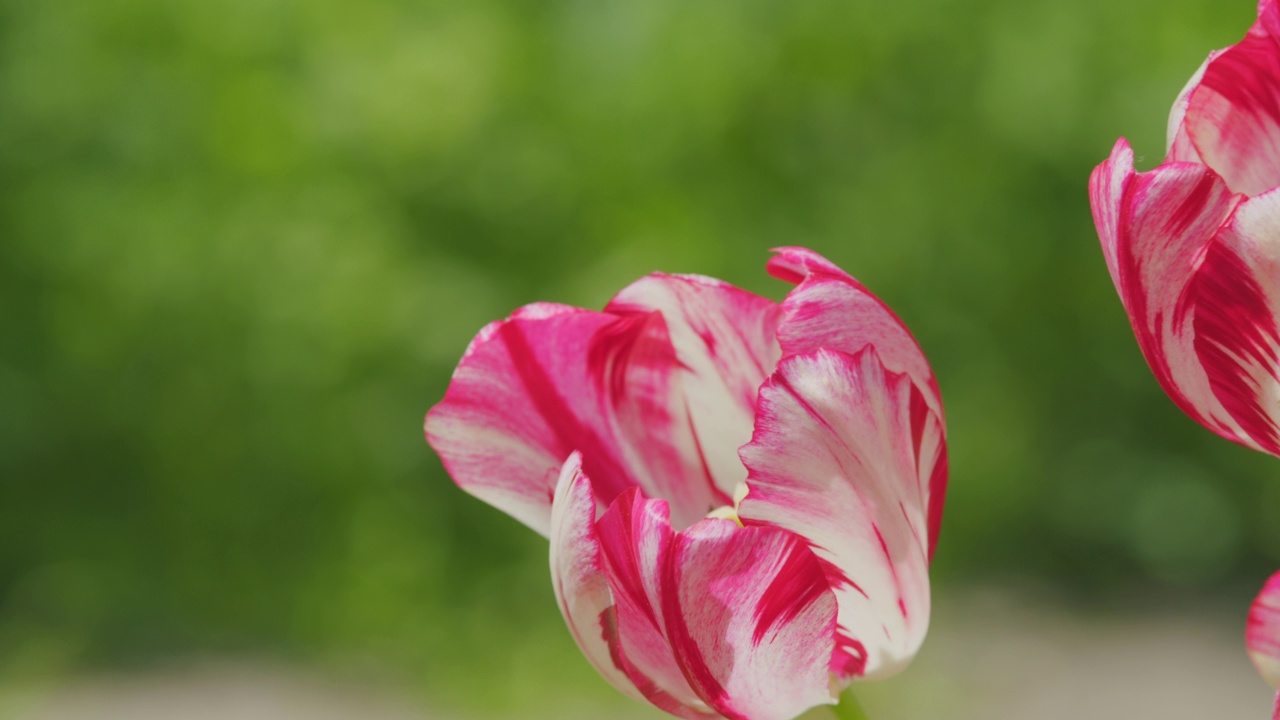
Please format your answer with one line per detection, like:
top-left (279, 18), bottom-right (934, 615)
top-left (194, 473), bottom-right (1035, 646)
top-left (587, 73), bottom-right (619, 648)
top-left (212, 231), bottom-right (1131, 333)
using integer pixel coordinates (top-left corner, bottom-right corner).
top-left (705, 505), bottom-right (743, 526)
top-left (705, 482), bottom-right (751, 527)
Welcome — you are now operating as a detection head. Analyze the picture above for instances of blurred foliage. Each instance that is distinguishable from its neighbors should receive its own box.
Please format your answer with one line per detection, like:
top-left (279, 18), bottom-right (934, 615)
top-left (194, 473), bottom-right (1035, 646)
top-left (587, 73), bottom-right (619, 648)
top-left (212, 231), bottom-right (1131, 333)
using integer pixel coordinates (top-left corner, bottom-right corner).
top-left (0, 0), bottom-right (1276, 714)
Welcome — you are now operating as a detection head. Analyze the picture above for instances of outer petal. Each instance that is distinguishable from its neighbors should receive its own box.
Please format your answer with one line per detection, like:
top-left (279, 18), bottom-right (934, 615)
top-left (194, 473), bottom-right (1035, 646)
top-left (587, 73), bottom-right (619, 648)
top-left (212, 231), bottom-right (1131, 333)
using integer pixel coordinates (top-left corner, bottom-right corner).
top-left (596, 489), bottom-right (719, 719)
top-left (1091, 139), bottom-right (1135, 294)
top-left (426, 302), bottom-right (720, 534)
top-left (1190, 188), bottom-right (1280, 454)
top-left (767, 247), bottom-right (942, 419)
top-left (548, 453), bottom-right (644, 703)
top-left (1248, 570), bottom-right (1280, 689)
top-left (738, 348), bottom-right (945, 682)
top-left (663, 519), bottom-right (839, 720)
top-left (1088, 141), bottom-right (1246, 441)
top-left (607, 274), bottom-right (782, 503)
top-left (1181, 3), bottom-right (1280, 195)
top-left (594, 489), bottom-right (838, 720)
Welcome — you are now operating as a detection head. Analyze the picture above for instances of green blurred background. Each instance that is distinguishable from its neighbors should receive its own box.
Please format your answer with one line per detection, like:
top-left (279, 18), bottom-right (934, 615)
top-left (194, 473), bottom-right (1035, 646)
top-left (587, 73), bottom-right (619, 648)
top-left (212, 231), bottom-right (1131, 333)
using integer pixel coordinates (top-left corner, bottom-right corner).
top-left (2, 0), bottom-right (1277, 716)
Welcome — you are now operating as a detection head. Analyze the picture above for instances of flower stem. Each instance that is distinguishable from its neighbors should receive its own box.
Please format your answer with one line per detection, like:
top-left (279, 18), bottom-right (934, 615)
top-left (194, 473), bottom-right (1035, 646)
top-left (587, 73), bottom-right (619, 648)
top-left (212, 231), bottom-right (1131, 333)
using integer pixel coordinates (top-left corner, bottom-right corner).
top-left (832, 687), bottom-right (871, 720)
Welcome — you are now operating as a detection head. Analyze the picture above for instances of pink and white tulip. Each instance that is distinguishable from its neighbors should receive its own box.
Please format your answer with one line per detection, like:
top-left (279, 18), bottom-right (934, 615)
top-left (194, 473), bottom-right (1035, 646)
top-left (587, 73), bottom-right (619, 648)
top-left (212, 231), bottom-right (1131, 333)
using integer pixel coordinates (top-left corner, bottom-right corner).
top-left (1092, 4), bottom-right (1280, 715)
top-left (1089, 0), bottom-right (1280, 456)
top-left (425, 248), bottom-right (947, 720)
top-left (1248, 571), bottom-right (1280, 719)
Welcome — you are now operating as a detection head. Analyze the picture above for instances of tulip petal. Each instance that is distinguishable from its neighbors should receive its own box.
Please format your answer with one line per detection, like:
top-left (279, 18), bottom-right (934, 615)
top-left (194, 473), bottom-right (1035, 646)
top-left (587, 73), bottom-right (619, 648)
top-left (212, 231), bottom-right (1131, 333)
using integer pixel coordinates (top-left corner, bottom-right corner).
top-left (768, 246), bottom-right (942, 419)
top-left (426, 302), bottom-right (722, 535)
top-left (1089, 140), bottom-right (1246, 441)
top-left (595, 489), bottom-right (719, 719)
top-left (1248, 570), bottom-right (1280, 689)
top-left (1262, 0), bottom-right (1280, 38)
top-left (1182, 6), bottom-right (1280, 195)
top-left (663, 519), bottom-right (839, 720)
top-left (1091, 139), bottom-right (1136, 293)
top-left (1166, 52), bottom-right (1219, 164)
top-left (1190, 188), bottom-right (1280, 454)
top-left (738, 348), bottom-right (944, 682)
top-left (548, 453), bottom-right (645, 703)
top-left (607, 274), bottom-right (782, 502)
top-left (592, 488), bottom-right (841, 720)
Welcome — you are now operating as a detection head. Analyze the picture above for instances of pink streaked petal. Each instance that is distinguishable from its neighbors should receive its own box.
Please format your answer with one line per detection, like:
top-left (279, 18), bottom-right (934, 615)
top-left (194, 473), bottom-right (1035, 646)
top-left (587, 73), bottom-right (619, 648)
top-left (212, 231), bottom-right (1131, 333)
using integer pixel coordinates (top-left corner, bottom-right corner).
top-left (1248, 571), bottom-right (1280, 689)
top-left (912, 382), bottom-right (949, 563)
top-left (738, 348), bottom-right (943, 681)
top-left (768, 246), bottom-right (942, 419)
top-left (426, 302), bottom-right (720, 535)
top-left (1182, 9), bottom-right (1280, 195)
top-left (427, 307), bottom-right (619, 535)
top-left (1107, 155), bottom-right (1243, 438)
top-left (1264, 0), bottom-right (1280, 39)
top-left (548, 453), bottom-right (644, 703)
top-left (607, 274), bottom-right (782, 503)
top-left (592, 309), bottom-right (728, 529)
top-left (596, 489), bottom-right (718, 719)
top-left (663, 519), bottom-right (838, 720)
top-left (1166, 52), bottom-right (1219, 163)
top-left (1192, 188), bottom-right (1280, 455)
top-left (1090, 139), bottom-right (1137, 299)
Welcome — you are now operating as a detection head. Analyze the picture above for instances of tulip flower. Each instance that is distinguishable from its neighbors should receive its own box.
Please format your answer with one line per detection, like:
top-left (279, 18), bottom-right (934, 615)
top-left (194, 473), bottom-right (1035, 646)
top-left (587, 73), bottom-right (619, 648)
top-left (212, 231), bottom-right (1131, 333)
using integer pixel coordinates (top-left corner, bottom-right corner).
top-left (1248, 571), bottom-right (1280, 719)
top-left (1092, 4), bottom-right (1280, 716)
top-left (425, 247), bottom-right (947, 720)
top-left (1089, 0), bottom-right (1280, 456)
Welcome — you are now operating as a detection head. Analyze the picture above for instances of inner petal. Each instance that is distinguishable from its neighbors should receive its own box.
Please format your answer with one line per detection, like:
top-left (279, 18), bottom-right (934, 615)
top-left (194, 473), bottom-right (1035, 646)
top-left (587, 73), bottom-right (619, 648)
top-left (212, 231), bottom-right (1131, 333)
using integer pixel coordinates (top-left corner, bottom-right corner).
top-left (607, 273), bottom-right (782, 506)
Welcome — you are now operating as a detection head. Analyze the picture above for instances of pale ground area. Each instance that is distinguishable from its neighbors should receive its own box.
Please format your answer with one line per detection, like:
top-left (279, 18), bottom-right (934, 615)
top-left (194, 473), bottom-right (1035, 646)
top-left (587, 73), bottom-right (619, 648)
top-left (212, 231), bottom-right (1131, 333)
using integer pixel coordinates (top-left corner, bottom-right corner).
top-left (851, 589), bottom-right (1276, 720)
top-left (2, 590), bottom-right (1274, 720)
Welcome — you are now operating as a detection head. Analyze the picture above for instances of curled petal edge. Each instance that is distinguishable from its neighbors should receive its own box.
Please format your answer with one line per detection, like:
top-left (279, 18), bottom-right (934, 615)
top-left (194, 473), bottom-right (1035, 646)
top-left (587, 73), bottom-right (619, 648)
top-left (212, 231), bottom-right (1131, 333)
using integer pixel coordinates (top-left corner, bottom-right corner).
top-left (767, 246), bottom-right (943, 421)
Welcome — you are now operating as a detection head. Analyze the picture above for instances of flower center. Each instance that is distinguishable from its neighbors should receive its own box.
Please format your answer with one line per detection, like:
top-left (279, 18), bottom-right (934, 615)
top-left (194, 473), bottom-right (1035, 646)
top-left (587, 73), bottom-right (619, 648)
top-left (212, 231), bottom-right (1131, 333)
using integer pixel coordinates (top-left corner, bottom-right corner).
top-left (704, 482), bottom-right (750, 527)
